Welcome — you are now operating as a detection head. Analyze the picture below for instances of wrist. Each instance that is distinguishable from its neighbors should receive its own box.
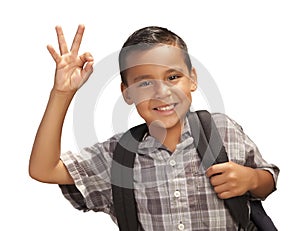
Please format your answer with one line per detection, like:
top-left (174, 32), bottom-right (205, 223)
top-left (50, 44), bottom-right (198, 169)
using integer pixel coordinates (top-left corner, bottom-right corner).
top-left (249, 168), bottom-right (259, 193)
top-left (47, 88), bottom-right (75, 112)
top-left (50, 88), bottom-right (76, 100)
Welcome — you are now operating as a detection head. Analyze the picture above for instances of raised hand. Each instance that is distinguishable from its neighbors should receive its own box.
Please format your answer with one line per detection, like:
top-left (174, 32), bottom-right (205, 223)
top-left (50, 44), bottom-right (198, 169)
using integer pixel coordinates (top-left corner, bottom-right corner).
top-left (47, 24), bottom-right (94, 93)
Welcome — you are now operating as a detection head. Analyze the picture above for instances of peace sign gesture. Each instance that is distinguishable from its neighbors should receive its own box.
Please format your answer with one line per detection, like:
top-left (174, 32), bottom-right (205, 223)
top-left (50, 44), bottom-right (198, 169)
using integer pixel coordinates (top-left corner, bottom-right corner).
top-left (47, 24), bottom-right (94, 93)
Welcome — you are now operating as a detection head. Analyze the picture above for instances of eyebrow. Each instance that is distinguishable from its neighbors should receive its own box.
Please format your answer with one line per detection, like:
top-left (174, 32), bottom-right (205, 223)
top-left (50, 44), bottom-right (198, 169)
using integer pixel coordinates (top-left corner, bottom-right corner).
top-left (165, 68), bottom-right (185, 74)
top-left (133, 67), bottom-right (186, 83)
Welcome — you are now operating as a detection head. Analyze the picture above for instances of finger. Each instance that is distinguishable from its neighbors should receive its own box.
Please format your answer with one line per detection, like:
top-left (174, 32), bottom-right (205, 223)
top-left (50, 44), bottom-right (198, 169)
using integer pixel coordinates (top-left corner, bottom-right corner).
top-left (217, 190), bottom-right (233, 199)
top-left (214, 184), bottom-right (241, 199)
top-left (82, 61), bottom-right (94, 80)
top-left (210, 174), bottom-right (226, 187)
top-left (79, 52), bottom-right (94, 66)
top-left (213, 183), bottom-right (229, 195)
top-left (79, 52), bottom-right (94, 80)
top-left (206, 162), bottom-right (228, 178)
top-left (55, 25), bottom-right (69, 54)
top-left (47, 44), bottom-right (61, 63)
top-left (71, 24), bottom-right (85, 55)
top-left (77, 61), bottom-right (94, 88)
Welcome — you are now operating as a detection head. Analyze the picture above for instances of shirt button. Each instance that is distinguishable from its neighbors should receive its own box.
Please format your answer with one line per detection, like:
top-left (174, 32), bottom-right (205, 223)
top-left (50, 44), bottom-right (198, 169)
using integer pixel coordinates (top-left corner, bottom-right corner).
top-left (174, 190), bottom-right (181, 198)
top-left (169, 160), bottom-right (176, 166)
top-left (178, 223), bottom-right (185, 230)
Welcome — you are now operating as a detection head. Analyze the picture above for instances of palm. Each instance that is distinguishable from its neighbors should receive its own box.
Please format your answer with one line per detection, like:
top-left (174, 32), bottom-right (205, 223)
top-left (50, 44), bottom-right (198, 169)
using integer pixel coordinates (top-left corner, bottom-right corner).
top-left (47, 25), bottom-right (94, 92)
top-left (54, 53), bottom-right (86, 91)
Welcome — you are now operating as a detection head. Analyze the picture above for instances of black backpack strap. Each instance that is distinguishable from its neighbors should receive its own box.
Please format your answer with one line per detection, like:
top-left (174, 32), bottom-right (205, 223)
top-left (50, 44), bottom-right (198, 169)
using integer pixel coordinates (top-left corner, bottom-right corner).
top-left (187, 110), bottom-right (228, 169)
top-left (111, 123), bottom-right (148, 231)
top-left (250, 200), bottom-right (277, 231)
top-left (187, 110), bottom-right (252, 229)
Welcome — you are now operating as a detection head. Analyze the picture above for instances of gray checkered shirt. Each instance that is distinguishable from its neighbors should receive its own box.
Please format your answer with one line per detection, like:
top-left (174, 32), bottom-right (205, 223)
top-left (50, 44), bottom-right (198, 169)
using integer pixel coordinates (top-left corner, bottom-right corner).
top-left (59, 113), bottom-right (279, 230)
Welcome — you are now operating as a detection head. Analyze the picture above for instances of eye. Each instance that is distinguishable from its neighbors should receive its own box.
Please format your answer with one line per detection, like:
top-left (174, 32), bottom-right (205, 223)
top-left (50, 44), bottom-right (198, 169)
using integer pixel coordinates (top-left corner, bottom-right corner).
top-left (138, 80), bottom-right (153, 87)
top-left (168, 75), bottom-right (181, 81)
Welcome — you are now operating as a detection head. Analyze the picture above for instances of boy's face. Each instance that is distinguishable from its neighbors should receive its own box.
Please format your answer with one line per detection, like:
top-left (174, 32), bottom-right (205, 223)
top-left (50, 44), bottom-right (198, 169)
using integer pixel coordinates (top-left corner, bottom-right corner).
top-left (121, 45), bottom-right (197, 129)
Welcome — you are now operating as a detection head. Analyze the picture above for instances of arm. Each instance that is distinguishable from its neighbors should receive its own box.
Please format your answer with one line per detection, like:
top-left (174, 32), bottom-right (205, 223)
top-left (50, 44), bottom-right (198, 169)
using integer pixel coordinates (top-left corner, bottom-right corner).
top-left (206, 161), bottom-right (275, 199)
top-left (29, 25), bottom-right (94, 184)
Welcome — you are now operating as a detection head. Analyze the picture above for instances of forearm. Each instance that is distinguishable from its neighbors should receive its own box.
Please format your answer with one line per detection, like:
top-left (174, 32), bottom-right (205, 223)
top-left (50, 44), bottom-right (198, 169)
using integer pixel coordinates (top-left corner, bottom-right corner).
top-left (249, 168), bottom-right (275, 199)
top-left (29, 89), bottom-right (74, 181)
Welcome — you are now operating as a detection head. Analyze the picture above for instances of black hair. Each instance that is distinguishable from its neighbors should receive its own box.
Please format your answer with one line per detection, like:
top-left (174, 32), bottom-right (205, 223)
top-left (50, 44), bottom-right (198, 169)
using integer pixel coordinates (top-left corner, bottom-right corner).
top-left (119, 26), bottom-right (192, 85)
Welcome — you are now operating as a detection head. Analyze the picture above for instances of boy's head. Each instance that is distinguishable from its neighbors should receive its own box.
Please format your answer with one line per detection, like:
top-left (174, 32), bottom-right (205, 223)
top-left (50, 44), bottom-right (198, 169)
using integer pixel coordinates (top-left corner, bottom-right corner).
top-left (119, 26), bottom-right (197, 130)
top-left (119, 26), bottom-right (192, 85)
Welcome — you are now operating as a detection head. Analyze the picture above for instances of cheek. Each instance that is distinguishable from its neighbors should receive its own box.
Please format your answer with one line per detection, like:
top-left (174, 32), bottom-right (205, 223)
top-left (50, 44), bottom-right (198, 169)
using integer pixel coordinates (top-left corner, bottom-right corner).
top-left (135, 101), bottom-right (152, 119)
top-left (172, 83), bottom-right (193, 102)
top-left (182, 81), bottom-right (194, 100)
top-left (135, 101), bottom-right (148, 110)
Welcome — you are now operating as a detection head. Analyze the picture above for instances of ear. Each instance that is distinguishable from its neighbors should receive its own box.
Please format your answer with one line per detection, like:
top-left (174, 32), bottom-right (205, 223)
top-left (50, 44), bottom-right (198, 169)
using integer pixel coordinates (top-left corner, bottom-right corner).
top-left (121, 82), bottom-right (134, 105)
top-left (190, 67), bottom-right (198, 92)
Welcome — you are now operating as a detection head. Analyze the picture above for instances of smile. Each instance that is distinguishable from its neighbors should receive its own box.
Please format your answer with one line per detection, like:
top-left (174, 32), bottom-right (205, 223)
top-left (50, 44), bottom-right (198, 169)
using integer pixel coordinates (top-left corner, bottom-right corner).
top-left (153, 103), bottom-right (177, 111)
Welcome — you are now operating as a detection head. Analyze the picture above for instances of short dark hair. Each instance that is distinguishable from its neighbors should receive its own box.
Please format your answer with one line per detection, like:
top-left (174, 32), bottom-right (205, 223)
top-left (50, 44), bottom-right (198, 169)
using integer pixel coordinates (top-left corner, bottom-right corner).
top-left (119, 26), bottom-right (192, 85)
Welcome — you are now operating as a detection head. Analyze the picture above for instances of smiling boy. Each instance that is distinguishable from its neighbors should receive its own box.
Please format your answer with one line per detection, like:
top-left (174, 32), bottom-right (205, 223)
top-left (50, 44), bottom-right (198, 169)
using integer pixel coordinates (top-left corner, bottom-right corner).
top-left (29, 25), bottom-right (279, 230)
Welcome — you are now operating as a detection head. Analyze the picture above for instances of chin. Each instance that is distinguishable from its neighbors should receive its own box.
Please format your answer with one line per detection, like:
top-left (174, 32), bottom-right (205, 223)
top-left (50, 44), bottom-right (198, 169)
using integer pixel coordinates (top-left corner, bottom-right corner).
top-left (148, 116), bottom-right (183, 130)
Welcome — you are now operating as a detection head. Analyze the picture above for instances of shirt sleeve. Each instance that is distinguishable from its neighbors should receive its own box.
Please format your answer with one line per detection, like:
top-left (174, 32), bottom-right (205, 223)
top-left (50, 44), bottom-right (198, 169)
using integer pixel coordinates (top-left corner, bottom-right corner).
top-left (212, 113), bottom-right (280, 195)
top-left (59, 133), bottom-right (122, 217)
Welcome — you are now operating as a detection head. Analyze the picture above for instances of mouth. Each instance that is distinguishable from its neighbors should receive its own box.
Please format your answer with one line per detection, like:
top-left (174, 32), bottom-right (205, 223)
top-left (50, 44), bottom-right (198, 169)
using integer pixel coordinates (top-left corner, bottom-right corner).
top-left (153, 103), bottom-right (177, 112)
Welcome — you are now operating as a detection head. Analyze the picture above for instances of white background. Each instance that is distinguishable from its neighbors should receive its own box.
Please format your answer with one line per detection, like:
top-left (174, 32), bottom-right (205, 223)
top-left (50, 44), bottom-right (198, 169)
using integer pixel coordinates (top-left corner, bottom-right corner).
top-left (1, 0), bottom-right (299, 230)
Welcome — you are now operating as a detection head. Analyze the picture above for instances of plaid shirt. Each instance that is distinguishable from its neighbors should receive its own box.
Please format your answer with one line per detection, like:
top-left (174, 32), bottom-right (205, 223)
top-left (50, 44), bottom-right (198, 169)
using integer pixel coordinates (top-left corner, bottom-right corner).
top-left (59, 113), bottom-right (279, 230)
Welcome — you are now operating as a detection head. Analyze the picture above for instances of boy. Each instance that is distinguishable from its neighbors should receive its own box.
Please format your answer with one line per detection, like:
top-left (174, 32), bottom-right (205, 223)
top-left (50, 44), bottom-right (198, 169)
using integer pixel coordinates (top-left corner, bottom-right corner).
top-left (29, 24), bottom-right (279, 230)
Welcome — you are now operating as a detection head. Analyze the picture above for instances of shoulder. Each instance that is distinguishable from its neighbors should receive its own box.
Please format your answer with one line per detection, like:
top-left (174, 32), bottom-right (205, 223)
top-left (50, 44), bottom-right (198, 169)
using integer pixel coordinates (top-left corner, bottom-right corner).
top-left (211, 112), bottom-right (244, 132)
top-left (83, 132), bottom-right (125, 156)
top-left (210, 112), bottom-right (247, 150)
top-left (210, 113), bottom-right (249, 164)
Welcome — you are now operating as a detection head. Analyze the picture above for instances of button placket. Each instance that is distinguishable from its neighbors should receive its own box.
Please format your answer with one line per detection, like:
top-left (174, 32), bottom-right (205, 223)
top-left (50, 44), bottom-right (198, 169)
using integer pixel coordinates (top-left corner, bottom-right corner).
top-left (168, 149), bottom-right (188, 231)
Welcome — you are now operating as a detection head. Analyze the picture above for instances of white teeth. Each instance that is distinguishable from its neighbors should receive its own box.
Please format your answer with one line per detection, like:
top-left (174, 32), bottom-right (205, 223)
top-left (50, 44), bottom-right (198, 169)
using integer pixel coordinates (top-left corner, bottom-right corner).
top-left (156, 104), bottom-right (175, 111)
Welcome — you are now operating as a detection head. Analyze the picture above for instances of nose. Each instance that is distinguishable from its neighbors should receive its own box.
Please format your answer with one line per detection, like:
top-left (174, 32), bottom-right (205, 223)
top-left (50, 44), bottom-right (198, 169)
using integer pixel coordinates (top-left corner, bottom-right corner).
top-left (154, 80), bottom-right (171, 99)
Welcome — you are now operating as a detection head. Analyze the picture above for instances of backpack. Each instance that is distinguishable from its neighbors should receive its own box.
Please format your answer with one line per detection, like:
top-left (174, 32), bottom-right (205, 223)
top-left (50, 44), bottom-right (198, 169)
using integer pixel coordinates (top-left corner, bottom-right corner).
top-left (111, 110), bottom-right (277, 231)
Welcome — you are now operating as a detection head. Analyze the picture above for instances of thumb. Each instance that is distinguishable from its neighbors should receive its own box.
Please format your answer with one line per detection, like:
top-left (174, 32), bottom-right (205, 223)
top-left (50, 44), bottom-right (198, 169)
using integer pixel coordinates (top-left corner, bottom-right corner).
top-left (82, 61), bottom-right (94, 80)
top-left (79, 52), bottom-right (94, 81)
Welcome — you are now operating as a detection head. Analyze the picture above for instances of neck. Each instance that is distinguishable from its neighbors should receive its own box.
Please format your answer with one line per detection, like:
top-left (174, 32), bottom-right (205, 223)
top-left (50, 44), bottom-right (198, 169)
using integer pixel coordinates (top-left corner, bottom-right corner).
top-left (148, 120), bottom-right (184, 152)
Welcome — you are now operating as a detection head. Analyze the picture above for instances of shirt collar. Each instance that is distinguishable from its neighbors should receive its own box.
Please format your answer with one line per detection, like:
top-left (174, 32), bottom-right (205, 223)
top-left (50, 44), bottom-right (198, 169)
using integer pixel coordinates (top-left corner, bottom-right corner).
top-left (137, 116), bottom-right (193, 155)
